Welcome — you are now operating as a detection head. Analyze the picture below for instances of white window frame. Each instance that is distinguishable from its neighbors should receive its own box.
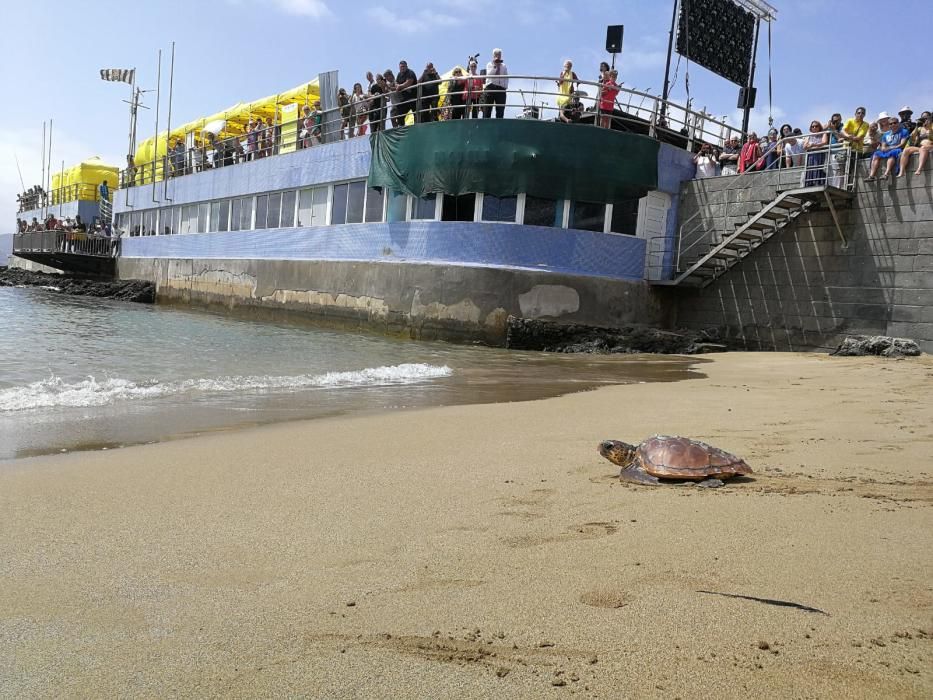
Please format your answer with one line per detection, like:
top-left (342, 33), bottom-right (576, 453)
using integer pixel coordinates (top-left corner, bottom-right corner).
top-left (476, 193), bottom-right (523, 224)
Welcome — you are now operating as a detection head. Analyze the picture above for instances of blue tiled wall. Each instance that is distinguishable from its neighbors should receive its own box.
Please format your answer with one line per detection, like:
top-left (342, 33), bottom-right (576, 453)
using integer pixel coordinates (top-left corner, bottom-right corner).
top-left (116, 138), bottom-right (371, 213)
top-left (122, 222), bottom-right (647, 281)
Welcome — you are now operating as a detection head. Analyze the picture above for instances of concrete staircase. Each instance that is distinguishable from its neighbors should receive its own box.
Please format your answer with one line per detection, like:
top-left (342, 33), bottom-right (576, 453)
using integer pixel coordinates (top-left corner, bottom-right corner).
top-left (660, 185), bottom-right (851, 288)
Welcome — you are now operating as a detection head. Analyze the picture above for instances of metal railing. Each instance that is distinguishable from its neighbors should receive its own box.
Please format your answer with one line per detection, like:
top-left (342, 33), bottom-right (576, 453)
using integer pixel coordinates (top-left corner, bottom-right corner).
top-left (118, 74), bottom-right (744, 188)
top-left (16, 182), bottom-right (114, 214)
top-left (672, 131), bottom-right (857, 275)
top-left (13, 230), bottom-right (121, 258)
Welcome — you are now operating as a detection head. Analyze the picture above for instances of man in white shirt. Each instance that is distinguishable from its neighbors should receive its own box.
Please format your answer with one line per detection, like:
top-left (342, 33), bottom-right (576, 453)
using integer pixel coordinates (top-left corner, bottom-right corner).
top-left (693, 144), bottom-right (720, 178)
top-left (483, 48), bottom-right (509, 119)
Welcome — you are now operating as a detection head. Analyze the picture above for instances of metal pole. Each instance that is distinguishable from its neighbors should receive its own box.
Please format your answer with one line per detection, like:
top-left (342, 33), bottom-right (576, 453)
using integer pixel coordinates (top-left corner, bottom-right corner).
top-left (152, 48), bottom-right (161, 204)
top-left (164, 41), bottom-right (175, 201)
top-left (40, 121), bottom-right (46, 211)
top-left (741, 17), bottom-right (761, 138)
top-left (660, 0), bottom-right (680, 123)
top-left (59, 160), bottom-right (64, 216)
top-left (127, 68), bottom-right (137, 162)
top-left (46, 119), bottom-right (53, 219)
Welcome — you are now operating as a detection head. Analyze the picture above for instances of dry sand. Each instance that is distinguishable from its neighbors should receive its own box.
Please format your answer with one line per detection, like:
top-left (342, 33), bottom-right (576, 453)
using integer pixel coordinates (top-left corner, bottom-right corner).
top-left (1, 352), bottom-right (931, 698)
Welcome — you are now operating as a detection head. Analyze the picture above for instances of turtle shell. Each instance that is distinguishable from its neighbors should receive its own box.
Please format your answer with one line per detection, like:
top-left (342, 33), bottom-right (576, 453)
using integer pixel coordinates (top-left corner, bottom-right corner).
top-left (636, 435), bottom-right (751, 480)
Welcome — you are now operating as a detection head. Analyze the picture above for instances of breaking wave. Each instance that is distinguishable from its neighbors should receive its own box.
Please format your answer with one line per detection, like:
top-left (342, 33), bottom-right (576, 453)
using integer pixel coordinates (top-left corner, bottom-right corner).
top-left (0, 363), bottom-right (453, 412)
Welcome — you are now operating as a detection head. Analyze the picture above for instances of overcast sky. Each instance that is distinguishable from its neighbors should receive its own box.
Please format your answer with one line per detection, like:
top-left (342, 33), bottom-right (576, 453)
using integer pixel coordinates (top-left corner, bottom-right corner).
top-left (2, 0), bottom-right (928, 229)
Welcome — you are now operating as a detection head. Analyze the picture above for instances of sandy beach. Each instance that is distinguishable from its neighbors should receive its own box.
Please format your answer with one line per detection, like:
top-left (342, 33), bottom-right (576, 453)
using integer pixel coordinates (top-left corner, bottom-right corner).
top-left (1, 352), bottom-right (931, 698)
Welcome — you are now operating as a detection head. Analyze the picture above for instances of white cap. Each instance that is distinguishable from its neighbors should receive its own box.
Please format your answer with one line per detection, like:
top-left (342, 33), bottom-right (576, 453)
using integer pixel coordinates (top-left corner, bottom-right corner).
top-left (877, 111), bottom-right (890, 121)
top-left (899, 105), bottom-right (912, 114)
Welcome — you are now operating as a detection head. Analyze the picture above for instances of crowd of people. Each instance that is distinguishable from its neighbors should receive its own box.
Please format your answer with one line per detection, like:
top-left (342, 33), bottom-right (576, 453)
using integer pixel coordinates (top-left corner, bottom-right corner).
top-left (15, 213), bottom-right (112, 236)
top-left (693, 106), bottom-right (932, 183)
top-left (16, 185), bottom-right (47, 213)
top-left (124, 49), bottom-right (637, 185)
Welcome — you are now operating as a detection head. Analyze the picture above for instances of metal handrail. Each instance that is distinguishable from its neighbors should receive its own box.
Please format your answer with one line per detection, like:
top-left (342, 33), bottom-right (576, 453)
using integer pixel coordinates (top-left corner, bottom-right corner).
top-left (675, 130), bottom-right (855, 273)
top-left (12, 231), bottom-right (121, 258)
top-left (117, 74), bottom-right (745, 189)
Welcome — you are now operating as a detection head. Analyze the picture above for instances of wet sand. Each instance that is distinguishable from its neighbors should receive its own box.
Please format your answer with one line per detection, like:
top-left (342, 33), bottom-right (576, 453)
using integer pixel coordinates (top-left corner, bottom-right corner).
top-left (1, 352), bottom-right (931, 698)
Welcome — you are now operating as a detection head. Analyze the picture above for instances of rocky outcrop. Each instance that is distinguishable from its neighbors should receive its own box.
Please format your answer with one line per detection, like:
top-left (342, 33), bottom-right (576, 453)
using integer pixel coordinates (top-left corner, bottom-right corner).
top-left (0, 268), bottom-right (155, 303)
top-left (831, 335), bottom-right (922, 358)
top-left (504, 316), bottom-right (727, 354)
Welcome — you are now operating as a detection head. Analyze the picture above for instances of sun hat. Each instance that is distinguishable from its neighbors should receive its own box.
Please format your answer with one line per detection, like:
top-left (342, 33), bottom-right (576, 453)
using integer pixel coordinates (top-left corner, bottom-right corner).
top-left (898, 106), bottom-right (912, 114)
top-left (877, 111), bottom-right (890, 121)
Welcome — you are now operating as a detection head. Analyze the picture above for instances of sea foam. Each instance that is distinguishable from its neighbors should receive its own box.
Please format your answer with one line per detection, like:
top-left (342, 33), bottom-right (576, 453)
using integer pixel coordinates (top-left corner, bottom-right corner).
top-left (0, 363), bottom-right (452, 412)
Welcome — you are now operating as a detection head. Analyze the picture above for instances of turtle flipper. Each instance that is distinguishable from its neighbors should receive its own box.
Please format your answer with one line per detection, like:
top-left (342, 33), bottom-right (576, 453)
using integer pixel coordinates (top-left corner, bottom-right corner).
top-left (619, 465), bottom-right (661, 486)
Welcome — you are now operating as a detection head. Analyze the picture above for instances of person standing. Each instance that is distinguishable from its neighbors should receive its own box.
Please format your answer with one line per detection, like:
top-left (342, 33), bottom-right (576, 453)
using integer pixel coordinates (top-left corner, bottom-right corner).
top-left (98, 180), bottom-right (109, 202)
top-left (446, 66), bottom-right (468, 120)
top-left (598, 69), bottom-right (620, 128)
top-left (841, 107), bottom-right (870, 157)
top-left (719, 136), bottom-right (741, 175)
top-left (483, 48), bottom-right (509, 119)
top-left (366, 72), bottom-right (388, 133)
top-left (466, 60), bottom-right (484, 119)
top-left (392, 60), bottom-right (418, 127)
top-left (556, 59), bottom-right (578, 108)
top-left (418, 62), bottom-right (441, 122)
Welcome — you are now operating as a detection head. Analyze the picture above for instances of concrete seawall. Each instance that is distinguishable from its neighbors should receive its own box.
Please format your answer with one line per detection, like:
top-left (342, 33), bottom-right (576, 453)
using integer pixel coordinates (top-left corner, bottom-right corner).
top-left (118, 256), bottom-right (665, 344)
top-left (672, 160), bottom-right (933, 353)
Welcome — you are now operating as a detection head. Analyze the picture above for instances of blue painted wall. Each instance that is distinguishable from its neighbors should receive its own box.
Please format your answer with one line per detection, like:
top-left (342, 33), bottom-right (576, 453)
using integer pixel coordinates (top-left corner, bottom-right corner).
top-left (122, 221), bottom-right (647, 281)
top-left (655, 142), bottom-right (697, 278)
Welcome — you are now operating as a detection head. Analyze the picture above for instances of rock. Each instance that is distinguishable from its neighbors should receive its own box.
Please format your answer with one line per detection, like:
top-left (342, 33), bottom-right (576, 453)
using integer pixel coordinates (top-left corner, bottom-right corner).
top-left (831, 335), bottom-right (921, 358)
top-left (504, 316), bottom-right (727, 355)
top-left (0, 267), bottom-right (155, 304)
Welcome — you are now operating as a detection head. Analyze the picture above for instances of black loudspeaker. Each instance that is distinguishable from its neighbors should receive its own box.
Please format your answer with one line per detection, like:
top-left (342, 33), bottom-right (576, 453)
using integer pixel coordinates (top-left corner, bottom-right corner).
top-left (738, 87), bottom-right (757, 109)
top-left (606, 25), bottom-right (624, 54)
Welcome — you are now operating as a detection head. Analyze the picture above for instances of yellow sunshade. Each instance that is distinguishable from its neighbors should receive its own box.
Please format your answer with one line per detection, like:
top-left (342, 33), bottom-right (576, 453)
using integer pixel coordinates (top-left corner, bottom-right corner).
top-left (51, 157), bottom-right (119, 204)
top-left (133, 78), bottom-right (320, 184)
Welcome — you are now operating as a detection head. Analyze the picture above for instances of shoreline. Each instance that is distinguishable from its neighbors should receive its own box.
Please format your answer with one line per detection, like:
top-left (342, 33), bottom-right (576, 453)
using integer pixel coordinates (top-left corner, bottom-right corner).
top-left (2, 352), bottom-right (931, 697)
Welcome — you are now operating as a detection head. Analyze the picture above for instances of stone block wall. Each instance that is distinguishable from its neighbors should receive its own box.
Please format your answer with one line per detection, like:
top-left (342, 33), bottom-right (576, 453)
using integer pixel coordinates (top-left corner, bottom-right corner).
top-left (672, 160), bottom-right (933, 352)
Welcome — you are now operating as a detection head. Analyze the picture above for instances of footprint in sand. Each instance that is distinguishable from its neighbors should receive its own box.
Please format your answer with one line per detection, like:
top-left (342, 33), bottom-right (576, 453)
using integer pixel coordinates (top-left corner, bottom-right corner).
top-left (500, 521), bottom-right (619, 549)
top-left (579, 587), bottom-right (631, 609)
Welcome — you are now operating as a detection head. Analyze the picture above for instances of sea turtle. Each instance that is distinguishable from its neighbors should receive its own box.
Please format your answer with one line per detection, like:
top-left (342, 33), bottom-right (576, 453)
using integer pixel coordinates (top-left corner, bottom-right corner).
top-left (598, 435), bottom-right (752, 488)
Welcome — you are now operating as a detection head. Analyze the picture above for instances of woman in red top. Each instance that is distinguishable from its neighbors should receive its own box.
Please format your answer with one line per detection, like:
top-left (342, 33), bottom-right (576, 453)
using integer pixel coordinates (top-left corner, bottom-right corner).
top-left (598, 69), bottom-right (620, 128)
top-left (466, 60), bottom-right (484, 119)
top-left (738, 132), bottom-right (762, 173)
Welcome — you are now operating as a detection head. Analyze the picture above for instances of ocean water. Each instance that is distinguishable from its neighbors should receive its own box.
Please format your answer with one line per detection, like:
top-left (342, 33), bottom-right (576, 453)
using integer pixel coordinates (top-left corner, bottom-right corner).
top-left (0, 286), bottom-right (699, 461)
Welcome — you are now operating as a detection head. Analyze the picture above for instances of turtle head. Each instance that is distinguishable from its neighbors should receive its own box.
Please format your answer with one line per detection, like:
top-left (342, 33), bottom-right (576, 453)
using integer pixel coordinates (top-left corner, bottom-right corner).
top-left (598, 440), bottom-right (637, 468)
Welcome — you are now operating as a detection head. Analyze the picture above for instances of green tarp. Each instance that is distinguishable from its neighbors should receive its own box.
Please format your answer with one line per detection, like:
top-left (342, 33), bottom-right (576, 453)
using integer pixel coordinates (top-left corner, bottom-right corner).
top-left (368, 119), bottom-right (659, 203)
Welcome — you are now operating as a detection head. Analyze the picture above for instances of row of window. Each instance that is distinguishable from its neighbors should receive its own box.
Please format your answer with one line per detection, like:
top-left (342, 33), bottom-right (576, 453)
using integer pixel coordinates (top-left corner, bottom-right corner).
top-left (116, 180), bottom-right (639, 237)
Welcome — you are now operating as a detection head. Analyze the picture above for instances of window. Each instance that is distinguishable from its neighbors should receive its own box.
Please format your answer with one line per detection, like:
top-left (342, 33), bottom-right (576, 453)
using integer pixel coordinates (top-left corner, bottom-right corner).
top-left (130, 211), bottom-right (141, 236)
top-left (218, 200), bottom-right (230, 232)
top-left (143, 210), bottom-right (156, 236)
top-left (210, 201), bottom-right (230, 232)
top-left (230, 199), bottom-right (241, 231)
top-left (238, 197), bottom-right (253, 230)
top-left (570, 201), bottom-right (606, 232)
top-left (331, 183), bottom-right (349, 225)
top-left (298, 187), bottom-right (328, 226)
top-left (182, 205), bottom-right (197, 234)
top-left (442, 194), bottom-right (476, 222)
top-left (347, 181), bottom-right (366, 224)
top-left (198, 203), bottom-right (210, 233)
top-left (255, 195), bottom-right (268, 229)
top-left (481, 194), bottom-right (517, 222)
top-left (523, 196), bottom-right (560, 227)
top-left (610, 198), bottom-right (639, 235)
top-left (365, 187), bottom-right (385, 223)
top-left (387, 190), bottom-right (408, 222)
top-left (160, 208), bottom-right (172, 235)
top-left (411, 193), bottom-right (437, 220)
top-left (281, 190), bottom-right (296, 227)
top-left (173, 207), bottom-right (182, 235)
top-left (267, 192), bottom-right (282, 228)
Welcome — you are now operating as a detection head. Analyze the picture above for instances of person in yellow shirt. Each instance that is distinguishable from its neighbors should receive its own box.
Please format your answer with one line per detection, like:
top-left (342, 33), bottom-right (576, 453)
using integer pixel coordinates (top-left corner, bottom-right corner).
top-left (841, 106), bottom-right (870, 155)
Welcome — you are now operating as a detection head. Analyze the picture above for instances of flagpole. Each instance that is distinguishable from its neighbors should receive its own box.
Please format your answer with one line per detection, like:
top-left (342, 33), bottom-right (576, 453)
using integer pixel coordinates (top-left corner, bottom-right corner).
top-left (128, 67), bottom-right (137, 165)
top-left (164, 42), bottom-right (175, 202)
top-left (152, 48), bottom-right (161, 205)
